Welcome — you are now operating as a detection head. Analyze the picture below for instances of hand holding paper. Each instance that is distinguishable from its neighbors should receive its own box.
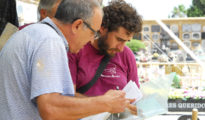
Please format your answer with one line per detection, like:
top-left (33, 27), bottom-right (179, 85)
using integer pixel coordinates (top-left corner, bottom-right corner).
top-left (82, 80), bottom-right (142, 120)
top-left (123, 80), bottom-right (143, 104)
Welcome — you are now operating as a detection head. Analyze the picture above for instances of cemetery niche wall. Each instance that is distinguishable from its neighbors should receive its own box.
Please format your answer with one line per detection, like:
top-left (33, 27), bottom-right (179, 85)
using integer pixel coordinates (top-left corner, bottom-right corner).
top-left (138, 18), bottom-right (205, 112)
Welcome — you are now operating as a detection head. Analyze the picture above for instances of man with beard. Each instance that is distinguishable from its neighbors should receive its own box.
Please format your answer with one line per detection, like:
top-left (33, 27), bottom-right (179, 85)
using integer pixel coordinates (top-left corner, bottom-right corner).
top-left (68, 0), bottom-right (142, 114)
top-left (0, 0), bottom-right (130, 119)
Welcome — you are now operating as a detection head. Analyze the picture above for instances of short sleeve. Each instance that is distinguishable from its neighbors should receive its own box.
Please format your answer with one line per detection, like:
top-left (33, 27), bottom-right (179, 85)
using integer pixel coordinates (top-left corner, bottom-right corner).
top-left (30, 38), bottom-right (74, 100)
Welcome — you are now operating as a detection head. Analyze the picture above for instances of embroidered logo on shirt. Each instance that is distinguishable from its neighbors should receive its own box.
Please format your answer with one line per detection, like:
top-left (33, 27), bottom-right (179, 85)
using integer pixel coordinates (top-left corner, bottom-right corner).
top-left (101, 63), bottom-right (120, 78)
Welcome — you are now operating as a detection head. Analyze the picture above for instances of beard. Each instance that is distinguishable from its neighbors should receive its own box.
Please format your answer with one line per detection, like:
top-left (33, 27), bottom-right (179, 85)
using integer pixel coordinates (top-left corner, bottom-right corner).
top-left (97, 34), bottom-right (120, 57)
top-left (97, 33), bottom-right (110, 56)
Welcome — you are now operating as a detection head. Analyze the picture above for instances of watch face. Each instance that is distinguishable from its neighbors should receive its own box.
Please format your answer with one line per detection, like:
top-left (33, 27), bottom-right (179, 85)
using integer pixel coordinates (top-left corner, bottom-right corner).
top-left (171, 24), bottom-right (178, 32)
top-left (182, 24), bottom-right (192, 32)
top-left (192, 32), bottom-right (201, 40)
top-left (192, 24), bottom-right (201, 32)
top-left (151, 25), bottom-right (160, 32)
top-left (183, 33), bottom-right (191, 40)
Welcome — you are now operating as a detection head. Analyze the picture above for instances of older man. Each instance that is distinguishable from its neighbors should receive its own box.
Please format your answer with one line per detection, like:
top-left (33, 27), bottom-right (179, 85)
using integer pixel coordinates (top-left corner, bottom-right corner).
top-left (0, 0), bottom-right (129, 120)
top-left (69, 0), bottom-right (142, 115)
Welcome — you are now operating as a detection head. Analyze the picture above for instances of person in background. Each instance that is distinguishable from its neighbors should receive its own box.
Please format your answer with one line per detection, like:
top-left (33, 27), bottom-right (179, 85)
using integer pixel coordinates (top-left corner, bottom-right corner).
top-left (69, 0), bottom-right (142, 115)
top-left (19, 0), bottom-right (61, 30)
top-left (0, 0), bottom-right (19, 35)
top-left (37, 0), bottom-right (61, 21)
top-left (0, 0), bottom-right (130, 120)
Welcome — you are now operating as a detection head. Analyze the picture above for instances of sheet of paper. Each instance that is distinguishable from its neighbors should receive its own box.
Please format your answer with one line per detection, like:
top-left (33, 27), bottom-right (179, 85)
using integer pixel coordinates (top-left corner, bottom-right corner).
top-left (81, 112), bottom-right (110, 120)
top-left (123, 80), bottom-right (143, 104)
top-left (82, 80), bottom-right (142, 120)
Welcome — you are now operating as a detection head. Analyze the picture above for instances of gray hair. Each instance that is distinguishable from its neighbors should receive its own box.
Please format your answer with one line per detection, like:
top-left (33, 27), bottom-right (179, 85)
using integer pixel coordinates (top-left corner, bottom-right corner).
top-left (55, 0), bottom-right (101, 24)
top-left (38, 0), bottom-right (59, 14)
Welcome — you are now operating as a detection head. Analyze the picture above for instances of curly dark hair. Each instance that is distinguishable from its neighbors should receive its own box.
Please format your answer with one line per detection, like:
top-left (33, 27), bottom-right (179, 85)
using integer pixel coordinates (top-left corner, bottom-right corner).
top-left (102, 0), bottom-right (142, 34)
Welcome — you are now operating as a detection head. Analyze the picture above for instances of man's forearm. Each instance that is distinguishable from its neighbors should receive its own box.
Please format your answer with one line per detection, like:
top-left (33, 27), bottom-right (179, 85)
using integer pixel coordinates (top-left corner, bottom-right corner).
top-left (75, 92), bottom-right (87, 97)
top-left (37, 93), bottom-right (110, 120)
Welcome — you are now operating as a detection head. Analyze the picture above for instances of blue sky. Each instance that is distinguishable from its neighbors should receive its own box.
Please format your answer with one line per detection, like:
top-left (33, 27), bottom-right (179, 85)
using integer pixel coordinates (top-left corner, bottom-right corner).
top-left (103, 0), bottom-right (192, 20)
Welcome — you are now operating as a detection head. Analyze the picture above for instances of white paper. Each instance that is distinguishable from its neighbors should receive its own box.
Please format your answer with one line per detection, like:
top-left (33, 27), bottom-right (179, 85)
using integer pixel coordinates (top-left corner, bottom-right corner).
top-left (123, 80), bottom-right (143, 104)
top-left (81, 112), bottom-right (110, 120)
top-left (82, 80), bottom-right (142, 120)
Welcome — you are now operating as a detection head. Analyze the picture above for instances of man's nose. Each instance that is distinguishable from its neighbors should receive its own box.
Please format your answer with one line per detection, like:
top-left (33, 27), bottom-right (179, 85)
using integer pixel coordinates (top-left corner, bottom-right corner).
top-left (117, 43), bottom-right (125, 52)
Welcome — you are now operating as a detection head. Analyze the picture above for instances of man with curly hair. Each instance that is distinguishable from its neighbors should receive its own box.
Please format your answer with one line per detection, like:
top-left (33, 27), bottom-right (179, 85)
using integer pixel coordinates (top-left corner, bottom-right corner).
top-left (0, 0), bottom-right (131, 119)
top-left (68, 0), bottom-right (142, 115)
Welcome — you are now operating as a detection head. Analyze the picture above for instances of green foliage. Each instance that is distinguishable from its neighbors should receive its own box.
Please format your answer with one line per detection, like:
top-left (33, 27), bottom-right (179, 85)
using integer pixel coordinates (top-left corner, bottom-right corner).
top-left (171, 73), bottom-right (181, 88)
top-left (170, 0), bottom-right (205, 17)
top-left (187, 0), bottom-right (205, 17)
top-left (126, 39), bottom-right (145, 53)
top-left (187, 6), bottom-right (204, 17)
top-left (169, 5), bottom-right (187, 18)
top-left (200, 0), bottom-right (205, 5)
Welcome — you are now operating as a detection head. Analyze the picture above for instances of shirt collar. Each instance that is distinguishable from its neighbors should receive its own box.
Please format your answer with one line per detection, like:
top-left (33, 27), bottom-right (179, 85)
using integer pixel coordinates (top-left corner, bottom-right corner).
top-left (40, 17), bottom-right (69, 51)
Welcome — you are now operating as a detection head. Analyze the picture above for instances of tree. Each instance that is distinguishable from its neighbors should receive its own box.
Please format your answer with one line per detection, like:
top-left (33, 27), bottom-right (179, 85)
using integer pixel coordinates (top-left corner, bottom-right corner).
top-left (187, 0), bottom-right (205, 17)
top-left (200, 0), bottom-right (205, 5)
top-left (126, 39), bottom-right (145, 53)
top-left (169, 5), bottom-right (187, 18)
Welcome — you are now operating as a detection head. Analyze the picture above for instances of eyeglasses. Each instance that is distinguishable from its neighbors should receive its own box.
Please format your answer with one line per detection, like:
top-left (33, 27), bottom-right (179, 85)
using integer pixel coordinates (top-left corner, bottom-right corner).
top-left (83, 21), bottom-right (100, 40)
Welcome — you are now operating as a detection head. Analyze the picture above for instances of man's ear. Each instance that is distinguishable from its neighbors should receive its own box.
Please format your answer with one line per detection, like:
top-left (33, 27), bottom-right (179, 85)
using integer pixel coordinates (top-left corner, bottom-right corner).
top-left (40, 9), bottom-right (48, 20)
top-left (99, 26), bottom-right (108, 35)
top-left (71, 19), bottom-right (84, 34)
